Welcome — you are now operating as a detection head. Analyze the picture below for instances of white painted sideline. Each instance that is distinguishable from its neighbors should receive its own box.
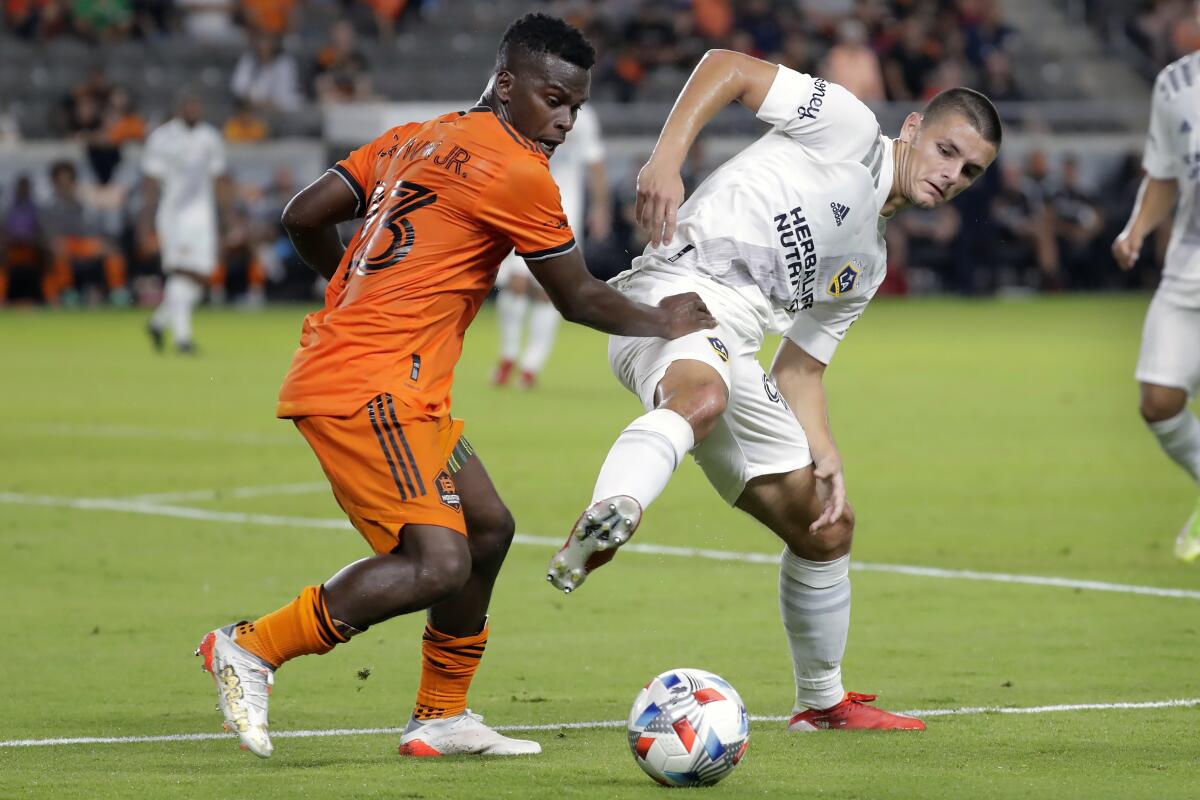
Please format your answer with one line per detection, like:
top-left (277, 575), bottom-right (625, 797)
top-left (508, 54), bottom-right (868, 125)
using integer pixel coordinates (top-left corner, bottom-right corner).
top-left (6, 423), bottom-right (298, 446)
top-left (4, 491), bottom-right (1200, 601)
top-left (3, 697), bottom-right (1198, 748)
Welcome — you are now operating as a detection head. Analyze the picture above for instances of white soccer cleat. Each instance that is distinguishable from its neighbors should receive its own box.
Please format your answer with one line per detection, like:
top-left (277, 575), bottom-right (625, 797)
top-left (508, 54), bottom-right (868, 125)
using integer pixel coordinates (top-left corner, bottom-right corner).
top-left (398, 711), bottom-right (541, 756)
top-left (546, 495), bottom-right (642, 593)
top-left (1175, 499), bottom-right (1200, 563)
top-left (196, 623), bottom-right (275, 758)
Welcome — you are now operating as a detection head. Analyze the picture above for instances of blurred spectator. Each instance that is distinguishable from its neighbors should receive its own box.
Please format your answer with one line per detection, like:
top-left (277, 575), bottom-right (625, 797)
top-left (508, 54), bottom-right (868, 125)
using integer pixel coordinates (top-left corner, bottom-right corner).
top-left (231, 33), bottom-right (303, 113)
top-left (72, 0), bottom-right (134, 41)
top-left (41, 161), bottom-right (130, 305)
top-left (1, 175), bottom-right (48, 304)
top-left (882, 15), bottom-right (940, 101)
top-left (888, 203), bottom-right (962, 293)
top-left (1050, 155), bottom-right (1106, 289)
top-left (958, 0), bottom-right (1016, 68)
top-left (692, 0), bottom-right (732, 41)
top-left (81, 84), bottom-right (146, 184)
top-left (991, 158), bottom-right (1059, 289)
top-left (821, 18), bottom-right (885, 102)
top-left (980, 49), bottom-right (1023, 102)
top-left (223, 98), bottom-right (268, 142)
top-left (130, 0), bottom-right (171, 39)
top-left (736, 0), bottom-right (784, 56)
top-left (240, 0), bottom-right (296, 36)
top-left (5, 0), bottom-right (70, 39)
top-left (364, 0), bottom-right (425, 42)
top-left (176, 0), bottom-right (238, 43)
top-left (312, 20), bottom-right (375, 104)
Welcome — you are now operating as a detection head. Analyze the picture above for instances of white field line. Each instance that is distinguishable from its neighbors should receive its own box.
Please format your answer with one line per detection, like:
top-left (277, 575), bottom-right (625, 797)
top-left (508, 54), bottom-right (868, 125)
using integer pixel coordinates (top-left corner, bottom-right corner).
top-left (4, 491), bottom-right (1200, 602)
top-left (4, 423), bottom-right (297, 446)
top-left (124, 482), bottom-right (330, 505)
top-left (3, 697), bottom-right (1199, 749)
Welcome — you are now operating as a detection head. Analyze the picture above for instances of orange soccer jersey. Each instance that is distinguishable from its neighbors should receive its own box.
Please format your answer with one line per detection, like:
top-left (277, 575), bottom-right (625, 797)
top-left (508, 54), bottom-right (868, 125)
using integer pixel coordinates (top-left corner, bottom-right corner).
top-left (277, 106), bottom-right (575, 421)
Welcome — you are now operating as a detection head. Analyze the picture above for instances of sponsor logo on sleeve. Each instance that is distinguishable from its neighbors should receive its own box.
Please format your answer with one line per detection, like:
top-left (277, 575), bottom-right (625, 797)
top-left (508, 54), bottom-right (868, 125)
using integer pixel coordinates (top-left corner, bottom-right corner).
top-left (795, 78), bottom-right (829, 121)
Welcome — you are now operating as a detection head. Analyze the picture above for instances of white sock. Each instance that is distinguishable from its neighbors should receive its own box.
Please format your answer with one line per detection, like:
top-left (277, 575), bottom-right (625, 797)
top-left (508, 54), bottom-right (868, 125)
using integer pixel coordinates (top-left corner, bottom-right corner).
top-left (519, 301), bottom-right (560, 374)
top-left (165, 275), bottom-right (202, 345)
top-left (1148, 409), bottom-right (1200, 484)
top-left (780, 550), bottom-right (850, 712)
top-left (496, 290), bottom-right (529, 362)
top-left (590, 408), bottom-right (695, 509)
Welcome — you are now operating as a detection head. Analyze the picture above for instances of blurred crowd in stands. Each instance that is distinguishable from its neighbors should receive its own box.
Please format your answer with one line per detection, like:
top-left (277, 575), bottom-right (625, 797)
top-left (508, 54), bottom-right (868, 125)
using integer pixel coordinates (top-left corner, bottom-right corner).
top-left (560, 0), bottom-right (1024, 105)
top-left (0, 1), bottom-right (1184, 307)
top-left (1080, 0), bottom-right (1200, 78)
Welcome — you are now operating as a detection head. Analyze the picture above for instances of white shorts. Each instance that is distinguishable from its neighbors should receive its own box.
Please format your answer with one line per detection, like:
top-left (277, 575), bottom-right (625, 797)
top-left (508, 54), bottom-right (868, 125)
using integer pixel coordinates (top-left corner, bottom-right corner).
top-left (159, 226), bottom-right (218, 276)
top-left (607, 272), bottom-right (811, 505)
top-left (1136, 286), bottom-right (1200, 396)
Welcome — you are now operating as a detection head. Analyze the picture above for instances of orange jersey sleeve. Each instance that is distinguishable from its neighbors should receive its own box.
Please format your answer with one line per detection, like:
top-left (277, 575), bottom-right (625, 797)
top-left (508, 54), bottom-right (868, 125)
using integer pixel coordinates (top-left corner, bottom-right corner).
top-left (474, 156), bottom-right (576, 260)
top-left (327, 124), bottom-right (419, 218)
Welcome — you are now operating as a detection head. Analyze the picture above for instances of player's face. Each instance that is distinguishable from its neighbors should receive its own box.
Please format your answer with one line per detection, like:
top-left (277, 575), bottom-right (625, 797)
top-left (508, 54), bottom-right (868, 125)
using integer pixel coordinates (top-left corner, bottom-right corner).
top-left (900, 111), bottom-right (997, 209)
top-left (179, 97), bottom-right (204, 126)
top-left (500, 53), bottom-right (590, 157)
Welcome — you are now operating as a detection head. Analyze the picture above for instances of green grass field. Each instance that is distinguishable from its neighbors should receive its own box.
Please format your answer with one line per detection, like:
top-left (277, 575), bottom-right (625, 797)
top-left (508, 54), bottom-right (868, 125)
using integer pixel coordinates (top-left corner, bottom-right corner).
top-left (1, 295), bottom-right (1198, 799)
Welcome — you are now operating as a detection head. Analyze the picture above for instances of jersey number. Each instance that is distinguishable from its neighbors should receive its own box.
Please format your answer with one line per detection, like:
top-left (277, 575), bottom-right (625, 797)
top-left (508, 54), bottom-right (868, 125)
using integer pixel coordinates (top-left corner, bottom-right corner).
top-left (352, 180), bottom-right (438, 275)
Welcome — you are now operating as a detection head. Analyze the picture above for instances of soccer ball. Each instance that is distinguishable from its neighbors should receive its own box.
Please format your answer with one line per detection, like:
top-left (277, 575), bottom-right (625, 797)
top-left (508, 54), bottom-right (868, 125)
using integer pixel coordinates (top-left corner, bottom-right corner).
top-left (626, 668), bottom-right (750, 787)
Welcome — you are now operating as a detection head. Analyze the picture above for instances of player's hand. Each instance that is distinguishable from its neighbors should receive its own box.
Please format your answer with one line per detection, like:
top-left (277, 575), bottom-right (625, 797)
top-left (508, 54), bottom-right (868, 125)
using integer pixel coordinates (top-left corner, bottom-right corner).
top-left (635, 158), bottom-right (685, 248)
top-left (656, 292), bottom-right (716, 338)
top-left (810, 455), bottom-right (847, 533)
top-left (1111, 229), bottom-right (1143, 271)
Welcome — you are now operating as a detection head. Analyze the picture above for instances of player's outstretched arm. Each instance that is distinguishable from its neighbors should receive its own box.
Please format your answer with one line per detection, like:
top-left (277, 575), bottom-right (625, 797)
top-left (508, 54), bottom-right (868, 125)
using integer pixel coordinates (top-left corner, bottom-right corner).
top-left (770, 339), bottom-right (846, 532)
top-left (281, 172), bottom-right (360, 280)
top-left (527, 248), bottom-right (716, 339)
top-left (1112, 176), bottom-right (1178, 270)
top-left (638, 49), bottom-right (779, 245)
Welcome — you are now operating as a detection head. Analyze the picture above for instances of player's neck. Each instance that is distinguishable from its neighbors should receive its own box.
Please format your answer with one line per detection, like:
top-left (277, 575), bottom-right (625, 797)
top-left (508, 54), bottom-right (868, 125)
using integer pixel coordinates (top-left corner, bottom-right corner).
top-left (881, 137), bottom-right (913, 218)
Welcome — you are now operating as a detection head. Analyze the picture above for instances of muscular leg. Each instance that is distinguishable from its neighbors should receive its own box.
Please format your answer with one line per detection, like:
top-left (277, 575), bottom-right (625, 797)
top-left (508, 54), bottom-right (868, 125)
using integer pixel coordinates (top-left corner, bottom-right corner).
top-left (1140, 381), bottom-right (1200, 483)
top-left (589, 359), bottom-right (727, 508)
top-left (428, 453), bottom-right (516, 636)
top-left (736, 468), bottom-right (854, 712)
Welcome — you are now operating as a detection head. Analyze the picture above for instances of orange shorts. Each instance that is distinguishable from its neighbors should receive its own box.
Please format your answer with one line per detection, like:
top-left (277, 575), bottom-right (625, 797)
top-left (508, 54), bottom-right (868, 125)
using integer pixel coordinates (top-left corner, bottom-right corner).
top-left (294, 393), bottom-right (471, 553)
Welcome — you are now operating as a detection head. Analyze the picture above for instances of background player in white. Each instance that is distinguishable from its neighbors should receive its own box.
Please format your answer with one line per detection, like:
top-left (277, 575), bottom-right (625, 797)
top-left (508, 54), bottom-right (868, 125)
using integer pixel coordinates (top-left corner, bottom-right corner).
top-left (141, 89), bottom-right (230, 354)
top-left (1112, 7), bottom-right (1200, 562)
top-left (547, 50), bottom-right (1000, 730)
top-left (492, 103), bottom-right (610, 388)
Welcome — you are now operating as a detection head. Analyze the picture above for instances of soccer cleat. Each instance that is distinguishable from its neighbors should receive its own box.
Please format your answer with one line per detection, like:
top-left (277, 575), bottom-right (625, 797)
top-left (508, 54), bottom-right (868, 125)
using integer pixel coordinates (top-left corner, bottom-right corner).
top-left (546, 495), bottom-right (642, 593)
top-left (398, 710), bottom-right (541, 756)
top-left (519, 369), bottom-right (537, 389)
top-left (177, 341), bottom-right (198, 356)
top-left (146, 321), bottom-right (164, 353)
top-left (196, 623), bottom-right (275, 757)
top-left (491, 359), bottom-right (514, 387)
top-left (1174, 498), bottom-right (1200, 563)
top-left (788, 692), bottom-right (925, 732)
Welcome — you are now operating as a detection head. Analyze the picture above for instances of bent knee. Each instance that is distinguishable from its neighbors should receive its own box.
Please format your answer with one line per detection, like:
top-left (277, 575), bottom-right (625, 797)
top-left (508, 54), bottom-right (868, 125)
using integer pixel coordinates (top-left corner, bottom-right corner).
top-left (421, 546), bottom-right (473, 602)
top-left (1139, 385), bottom-right (1187, 423)
top-left (658, 378), bottom-right (728, 441)
top-left (468, 504), bottom-right (516, 564)
top-left (797, 504), bottom-right (855, 561)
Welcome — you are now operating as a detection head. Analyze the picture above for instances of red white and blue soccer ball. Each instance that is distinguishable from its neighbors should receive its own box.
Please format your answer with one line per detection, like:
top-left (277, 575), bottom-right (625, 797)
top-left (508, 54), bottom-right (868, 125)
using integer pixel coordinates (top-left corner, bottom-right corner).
top-left (626, 668), bottom-right (750, 787)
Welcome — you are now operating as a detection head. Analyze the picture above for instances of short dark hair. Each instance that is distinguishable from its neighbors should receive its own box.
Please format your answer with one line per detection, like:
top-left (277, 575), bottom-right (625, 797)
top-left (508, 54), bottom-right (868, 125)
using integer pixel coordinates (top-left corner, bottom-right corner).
top-left (923, 87), bottom-right (1002, 147)
top-left (496, 13), bottom-right (595, 72)
top-left (50, 161), bottom-right (76, 182)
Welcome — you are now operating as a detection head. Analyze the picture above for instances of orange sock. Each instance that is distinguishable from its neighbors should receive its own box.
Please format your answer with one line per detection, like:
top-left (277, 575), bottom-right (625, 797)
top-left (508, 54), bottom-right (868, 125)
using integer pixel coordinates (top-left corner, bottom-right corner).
top-left (413, 622), bottom-right (488, 720)
top-left (233, 585), bottom-right (348, 669)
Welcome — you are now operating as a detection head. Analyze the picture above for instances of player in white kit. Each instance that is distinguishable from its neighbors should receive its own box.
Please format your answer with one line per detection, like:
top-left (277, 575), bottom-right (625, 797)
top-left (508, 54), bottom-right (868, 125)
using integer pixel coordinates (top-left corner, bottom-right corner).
top-left (142, 90), bottom-right (229, 354)
top-left (547, 50), bottom-right (1000, 730)
top-left (1112, 16), bottom-right (1200, 562)
top-left (492, 103), bottom-right (610, 388)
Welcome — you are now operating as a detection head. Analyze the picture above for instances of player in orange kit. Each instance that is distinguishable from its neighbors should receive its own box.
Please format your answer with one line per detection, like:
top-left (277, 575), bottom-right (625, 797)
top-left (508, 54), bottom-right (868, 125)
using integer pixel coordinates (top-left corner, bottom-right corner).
top-left (195, 13), bottom-right (715, 759)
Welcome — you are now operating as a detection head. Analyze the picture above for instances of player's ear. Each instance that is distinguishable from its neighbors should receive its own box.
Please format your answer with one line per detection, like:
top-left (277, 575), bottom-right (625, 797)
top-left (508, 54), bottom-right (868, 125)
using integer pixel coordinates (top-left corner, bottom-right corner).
top-left (494, 70), bottom-right (515, 104)
top-left (899, 111), bottom-right (923, 144)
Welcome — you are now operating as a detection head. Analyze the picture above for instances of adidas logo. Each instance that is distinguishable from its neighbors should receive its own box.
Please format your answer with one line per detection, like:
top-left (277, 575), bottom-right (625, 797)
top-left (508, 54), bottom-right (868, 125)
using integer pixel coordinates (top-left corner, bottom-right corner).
top-left (830, 202), bottom-right (850, 227)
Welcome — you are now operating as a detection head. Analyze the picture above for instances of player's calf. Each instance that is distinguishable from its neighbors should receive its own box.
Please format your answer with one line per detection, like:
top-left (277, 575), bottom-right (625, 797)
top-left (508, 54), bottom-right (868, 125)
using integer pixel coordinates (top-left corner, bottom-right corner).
top-left (547, 496), bottom-right (642, 593)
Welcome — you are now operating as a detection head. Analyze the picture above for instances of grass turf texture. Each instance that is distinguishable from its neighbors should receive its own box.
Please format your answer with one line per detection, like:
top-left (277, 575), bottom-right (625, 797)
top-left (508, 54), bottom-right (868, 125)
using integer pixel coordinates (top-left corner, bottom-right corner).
top-left (1, 295), bottom-right (1197, 798)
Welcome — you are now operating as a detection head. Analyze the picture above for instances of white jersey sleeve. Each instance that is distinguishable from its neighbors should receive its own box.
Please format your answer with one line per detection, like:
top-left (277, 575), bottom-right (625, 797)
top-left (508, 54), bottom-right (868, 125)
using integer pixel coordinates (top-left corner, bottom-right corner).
top-left (783, 276), bottom-right (880, 364)
top-left (1144, 70), bottom-right (1180, 180)
top-left (142, 127), bottom-right (168, 179)
top-left (207, 126), bottom-right (227, 176)
top-left (755, 65), bottom-right (881, 162)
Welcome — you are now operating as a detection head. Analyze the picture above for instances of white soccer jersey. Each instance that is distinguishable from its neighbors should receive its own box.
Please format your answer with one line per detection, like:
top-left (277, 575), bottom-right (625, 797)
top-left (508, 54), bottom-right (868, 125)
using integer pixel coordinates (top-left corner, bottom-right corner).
top-left (628, 65), bottom-right (893, 364)
top-left (142, 118), bottom-right (226, 235)
top-left (1145, 51), bottom-right (1200, 284)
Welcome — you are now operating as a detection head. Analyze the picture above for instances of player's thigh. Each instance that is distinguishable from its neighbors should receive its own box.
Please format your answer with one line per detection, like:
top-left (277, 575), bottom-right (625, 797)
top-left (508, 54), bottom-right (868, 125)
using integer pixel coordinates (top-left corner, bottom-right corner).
top-left (1136, 290), bottom-right (1200, 401)
top-left (691, 355), bottom-right (812, 506)
top-left (609, 325), bottom-right (736, 411)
